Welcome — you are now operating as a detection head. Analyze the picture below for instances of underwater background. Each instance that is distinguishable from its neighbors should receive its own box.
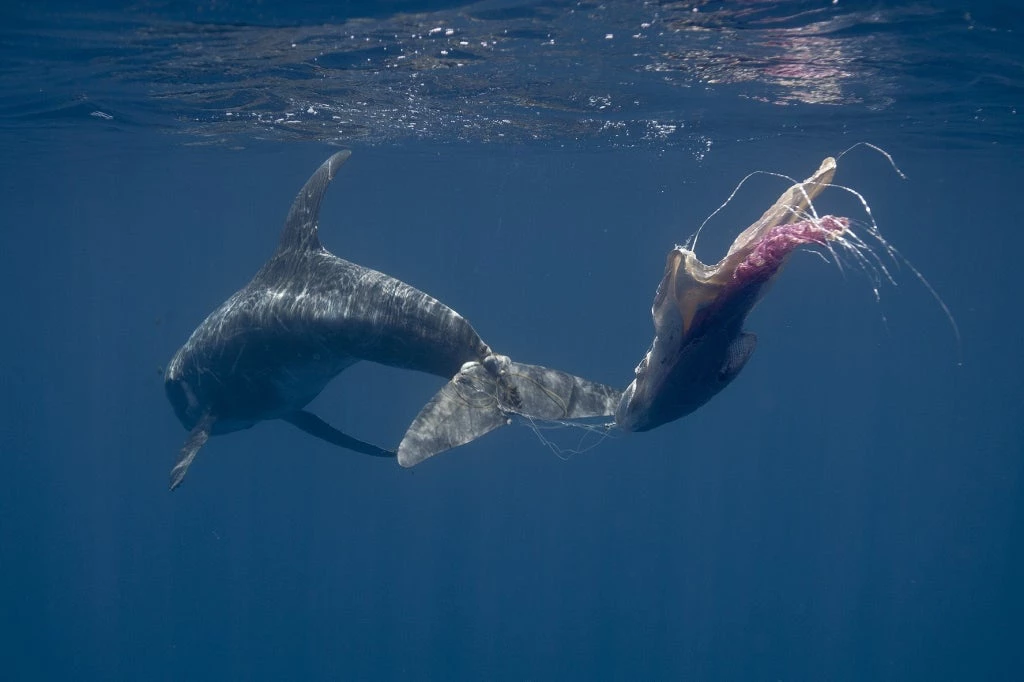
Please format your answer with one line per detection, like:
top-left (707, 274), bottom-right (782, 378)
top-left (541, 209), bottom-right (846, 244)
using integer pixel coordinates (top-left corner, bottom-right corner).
top-left (1, 0), bottom-right (1022, 679)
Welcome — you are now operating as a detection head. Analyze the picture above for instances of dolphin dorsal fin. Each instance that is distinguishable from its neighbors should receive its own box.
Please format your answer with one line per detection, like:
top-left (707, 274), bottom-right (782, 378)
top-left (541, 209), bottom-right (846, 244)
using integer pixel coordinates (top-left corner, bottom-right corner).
top-left (276, 149), bottom-right (351, 254)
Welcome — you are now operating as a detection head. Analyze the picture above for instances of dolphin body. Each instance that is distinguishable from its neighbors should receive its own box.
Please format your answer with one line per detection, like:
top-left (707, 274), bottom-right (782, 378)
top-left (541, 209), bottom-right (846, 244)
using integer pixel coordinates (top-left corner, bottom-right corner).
top-left (165, 151), bottom-right (620, 489)
top-left (616, 157), bottom-right (847, 432)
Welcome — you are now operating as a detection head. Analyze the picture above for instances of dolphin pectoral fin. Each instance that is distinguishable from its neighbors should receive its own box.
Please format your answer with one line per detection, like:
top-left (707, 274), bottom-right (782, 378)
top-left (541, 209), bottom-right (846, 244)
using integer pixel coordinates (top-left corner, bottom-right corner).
top-left (397, 356), bottom-right (622, 468)
top-left (721, 332), bottom-right (756, 382)
top-left (170, 414), bottom-right (214, 491)
top-left (283, 410), bottom-right (395, 458)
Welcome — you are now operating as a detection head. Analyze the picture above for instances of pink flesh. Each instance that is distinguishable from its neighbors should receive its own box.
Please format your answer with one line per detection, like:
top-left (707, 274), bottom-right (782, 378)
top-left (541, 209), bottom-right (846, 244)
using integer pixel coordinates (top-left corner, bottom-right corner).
top-left (733, 215), bottom-right (849, 282)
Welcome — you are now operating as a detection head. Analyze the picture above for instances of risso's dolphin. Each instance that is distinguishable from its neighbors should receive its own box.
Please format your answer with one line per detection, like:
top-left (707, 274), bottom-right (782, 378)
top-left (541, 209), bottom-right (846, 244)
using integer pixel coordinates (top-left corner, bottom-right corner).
top-left (164, 151), bottom-right (620, 489)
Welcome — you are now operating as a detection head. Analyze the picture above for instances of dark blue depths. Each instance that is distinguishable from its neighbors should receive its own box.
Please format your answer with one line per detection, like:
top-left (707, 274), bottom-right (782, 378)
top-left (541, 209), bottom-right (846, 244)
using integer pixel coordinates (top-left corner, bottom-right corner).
top-left (1, 114), bottom-right (1022, 682)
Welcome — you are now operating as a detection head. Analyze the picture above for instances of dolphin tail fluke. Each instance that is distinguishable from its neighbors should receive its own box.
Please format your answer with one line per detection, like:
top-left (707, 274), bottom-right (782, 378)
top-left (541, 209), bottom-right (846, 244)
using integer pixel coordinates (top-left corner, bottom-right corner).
top-left (396, 364), bottom-right (511, 468)
top-left (169, 414), bottom-right (214, 491)
top-left (397, 355), bottom-right (622, 467)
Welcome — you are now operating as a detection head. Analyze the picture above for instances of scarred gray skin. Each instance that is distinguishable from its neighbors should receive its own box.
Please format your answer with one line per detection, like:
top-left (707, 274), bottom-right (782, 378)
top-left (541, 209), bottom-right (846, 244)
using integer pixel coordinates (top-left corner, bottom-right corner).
top-left (166, 225), bottom-right (491, 434)
top-left (164, 151), bottom-right (491, 489)
top-left (165, 151), bottom-right (622, 488)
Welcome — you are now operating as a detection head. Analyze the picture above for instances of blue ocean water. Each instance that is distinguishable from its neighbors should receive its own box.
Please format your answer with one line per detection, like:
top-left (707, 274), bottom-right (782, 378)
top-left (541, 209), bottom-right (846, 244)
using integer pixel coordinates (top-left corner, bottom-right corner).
top-left (1, 0), bottom-right (1022, 679)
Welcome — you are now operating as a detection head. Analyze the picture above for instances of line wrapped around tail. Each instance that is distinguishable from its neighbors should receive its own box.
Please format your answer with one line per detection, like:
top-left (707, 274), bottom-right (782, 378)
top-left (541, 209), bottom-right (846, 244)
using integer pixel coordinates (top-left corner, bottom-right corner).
top-left (397, 354), bottom-right (621, 467)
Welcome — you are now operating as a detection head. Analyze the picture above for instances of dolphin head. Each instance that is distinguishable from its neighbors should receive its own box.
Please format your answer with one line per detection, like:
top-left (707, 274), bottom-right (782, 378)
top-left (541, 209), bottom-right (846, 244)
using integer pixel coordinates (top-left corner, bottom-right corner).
top-left (164, 346), bottom-right (205, 431)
